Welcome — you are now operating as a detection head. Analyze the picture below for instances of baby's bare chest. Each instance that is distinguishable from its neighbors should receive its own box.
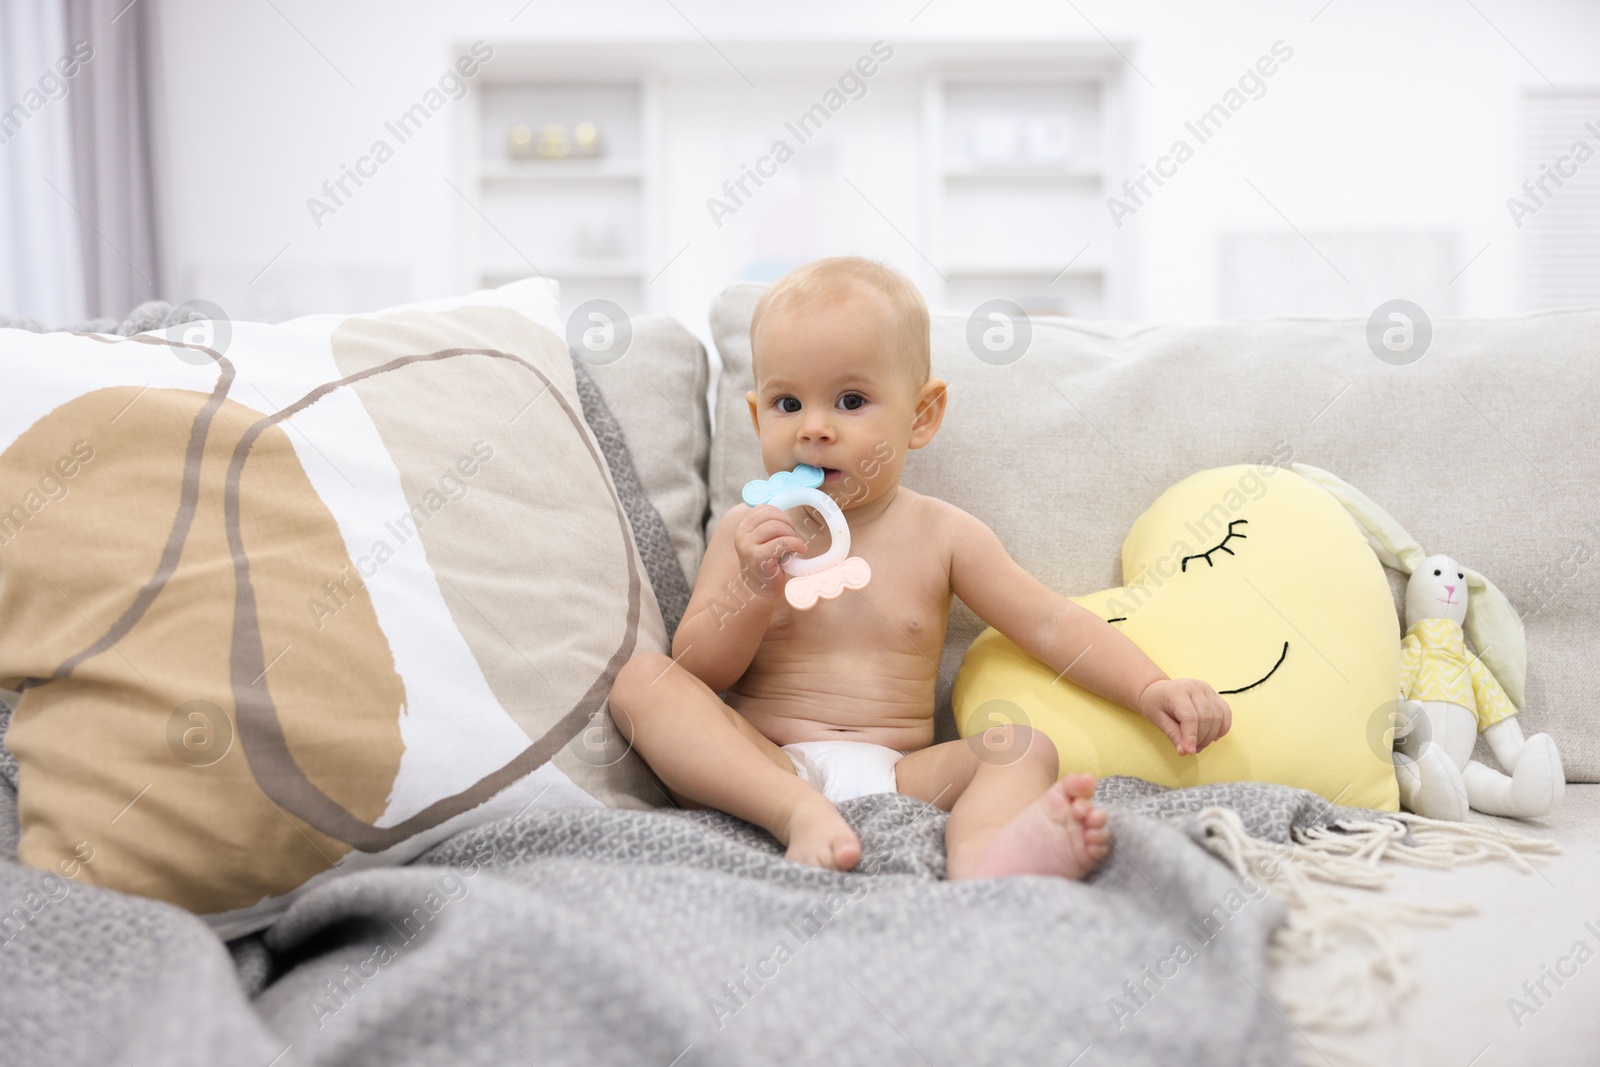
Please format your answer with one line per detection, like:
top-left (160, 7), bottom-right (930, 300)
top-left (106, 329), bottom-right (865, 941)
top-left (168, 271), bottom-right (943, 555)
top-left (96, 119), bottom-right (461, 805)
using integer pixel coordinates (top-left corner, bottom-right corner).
top-left (755, 507), bottom-right (953, 665)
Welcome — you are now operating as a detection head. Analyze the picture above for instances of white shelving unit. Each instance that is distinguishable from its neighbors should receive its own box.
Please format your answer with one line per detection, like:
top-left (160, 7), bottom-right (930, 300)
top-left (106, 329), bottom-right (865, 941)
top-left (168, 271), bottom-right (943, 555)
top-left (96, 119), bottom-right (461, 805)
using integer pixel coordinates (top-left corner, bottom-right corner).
top-left (452, 42), bottom-right (1133, 333)
top-left (923, 71), bottom-right (1127, 318)
top-left (457, 72), bottom-right (659, 320)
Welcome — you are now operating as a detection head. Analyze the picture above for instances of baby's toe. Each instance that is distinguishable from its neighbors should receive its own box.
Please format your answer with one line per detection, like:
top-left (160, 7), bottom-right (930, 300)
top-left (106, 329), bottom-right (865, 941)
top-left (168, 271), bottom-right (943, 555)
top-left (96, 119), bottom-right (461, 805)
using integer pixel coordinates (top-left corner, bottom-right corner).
top-left (1060, 772), bottom-right (1097, 800)
top-left (830, 834), bottom-right (863, 870)
top-left (1041, 778), bottom-right (1075, 816)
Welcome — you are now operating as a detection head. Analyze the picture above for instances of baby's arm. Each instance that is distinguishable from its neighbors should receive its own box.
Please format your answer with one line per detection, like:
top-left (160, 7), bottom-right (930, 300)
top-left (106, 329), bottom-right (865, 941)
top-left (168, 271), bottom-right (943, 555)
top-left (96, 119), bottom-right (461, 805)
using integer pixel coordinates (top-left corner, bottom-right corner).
top-left (944, 504), bottom-right (1231, 755)
top-left (671, 503), bottom-right (806, 693)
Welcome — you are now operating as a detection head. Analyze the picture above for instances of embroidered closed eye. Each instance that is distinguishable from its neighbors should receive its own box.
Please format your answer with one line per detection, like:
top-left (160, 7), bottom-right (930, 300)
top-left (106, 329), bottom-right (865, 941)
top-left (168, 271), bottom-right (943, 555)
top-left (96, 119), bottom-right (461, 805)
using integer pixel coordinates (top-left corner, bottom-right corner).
top-left (1181, 519), bottom-right (1248, 572)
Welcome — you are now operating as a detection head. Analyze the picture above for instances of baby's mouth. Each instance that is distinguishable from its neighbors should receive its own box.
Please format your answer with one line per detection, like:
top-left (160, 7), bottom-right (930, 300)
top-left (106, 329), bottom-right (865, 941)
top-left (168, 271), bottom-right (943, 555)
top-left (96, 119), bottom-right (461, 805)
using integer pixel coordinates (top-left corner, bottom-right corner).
top-left (820, 467), bottom-right (843, 483)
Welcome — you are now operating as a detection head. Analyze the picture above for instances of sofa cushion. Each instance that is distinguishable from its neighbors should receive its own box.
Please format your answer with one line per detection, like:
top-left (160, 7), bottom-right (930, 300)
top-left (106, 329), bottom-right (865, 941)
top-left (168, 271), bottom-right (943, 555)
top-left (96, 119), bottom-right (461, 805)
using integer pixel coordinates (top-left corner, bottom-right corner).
top-left (571, 357), bottom-right (691, 639)
top-left (583, 315), bottom-right (711, 590)
top-left (0, 279), bottom-right (671, 936)
top-left (709, 281), bottom-right (1600, 782)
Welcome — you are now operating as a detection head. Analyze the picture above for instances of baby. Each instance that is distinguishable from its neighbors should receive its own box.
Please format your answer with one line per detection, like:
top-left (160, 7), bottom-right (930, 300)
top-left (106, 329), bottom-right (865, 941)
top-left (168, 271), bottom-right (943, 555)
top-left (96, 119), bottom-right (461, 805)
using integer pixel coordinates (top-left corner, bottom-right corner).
top-left (609, 257), bottom-right (1232, 880)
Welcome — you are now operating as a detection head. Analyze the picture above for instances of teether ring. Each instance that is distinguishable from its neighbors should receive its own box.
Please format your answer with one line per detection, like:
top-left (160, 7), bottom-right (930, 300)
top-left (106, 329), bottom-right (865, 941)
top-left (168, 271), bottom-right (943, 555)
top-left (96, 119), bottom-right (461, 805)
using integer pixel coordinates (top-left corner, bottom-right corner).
top-left (742, 464), bottom-right (872, 609)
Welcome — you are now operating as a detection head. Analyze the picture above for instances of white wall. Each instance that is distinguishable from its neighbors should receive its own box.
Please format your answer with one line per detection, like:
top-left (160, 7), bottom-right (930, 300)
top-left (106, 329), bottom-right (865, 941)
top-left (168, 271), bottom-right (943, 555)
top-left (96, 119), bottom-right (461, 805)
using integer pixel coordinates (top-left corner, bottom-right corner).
top-left (148, 0), bottom-right (1600, 344)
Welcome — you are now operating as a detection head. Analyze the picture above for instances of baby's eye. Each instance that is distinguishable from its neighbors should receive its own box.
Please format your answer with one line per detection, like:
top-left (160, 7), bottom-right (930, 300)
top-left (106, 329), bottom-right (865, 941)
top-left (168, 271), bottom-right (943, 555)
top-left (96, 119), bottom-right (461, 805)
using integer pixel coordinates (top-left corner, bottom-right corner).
top-left (775, 396), bottom-right (801, 414)
top-left (839, 393), bottom-right (866, 411)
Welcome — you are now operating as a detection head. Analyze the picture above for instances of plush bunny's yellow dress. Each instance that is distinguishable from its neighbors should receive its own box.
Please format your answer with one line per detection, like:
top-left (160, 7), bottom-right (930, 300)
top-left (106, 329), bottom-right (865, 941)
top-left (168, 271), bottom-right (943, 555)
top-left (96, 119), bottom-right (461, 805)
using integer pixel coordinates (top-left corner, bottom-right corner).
top-left (1399, 617), bottom-right (1517, 731)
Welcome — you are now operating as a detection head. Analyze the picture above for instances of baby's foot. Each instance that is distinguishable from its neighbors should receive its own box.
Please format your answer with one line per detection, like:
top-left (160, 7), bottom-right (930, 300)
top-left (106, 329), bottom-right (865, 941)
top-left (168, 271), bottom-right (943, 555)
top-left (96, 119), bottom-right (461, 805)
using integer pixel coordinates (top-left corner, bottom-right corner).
top-left (968, 773), bottom-right (1110, 881)
top-left (780, 793), bottom-right (862, 871)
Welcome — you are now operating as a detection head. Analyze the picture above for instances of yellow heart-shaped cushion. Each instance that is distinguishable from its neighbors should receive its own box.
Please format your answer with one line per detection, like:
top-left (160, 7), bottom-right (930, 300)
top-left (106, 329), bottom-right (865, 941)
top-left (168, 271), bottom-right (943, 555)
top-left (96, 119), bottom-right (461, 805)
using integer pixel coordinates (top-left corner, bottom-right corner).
top-left (952, 464), bottom-right (1401, 811)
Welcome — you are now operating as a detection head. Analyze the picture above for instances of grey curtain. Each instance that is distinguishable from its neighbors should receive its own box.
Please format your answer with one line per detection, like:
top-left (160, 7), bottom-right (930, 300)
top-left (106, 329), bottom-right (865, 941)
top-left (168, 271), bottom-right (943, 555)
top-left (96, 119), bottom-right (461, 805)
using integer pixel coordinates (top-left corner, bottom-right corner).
top-left (0, 0), bottom-right (86, 325)
top-left (63, 0), bottom-right (162, 318)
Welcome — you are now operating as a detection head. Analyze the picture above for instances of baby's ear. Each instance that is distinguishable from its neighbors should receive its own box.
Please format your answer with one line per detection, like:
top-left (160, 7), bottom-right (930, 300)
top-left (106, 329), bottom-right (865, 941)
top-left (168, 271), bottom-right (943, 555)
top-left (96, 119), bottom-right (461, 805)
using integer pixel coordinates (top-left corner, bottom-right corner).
top-left (746, 390), bottom-right (760, 433)
top-left (909, 378), bottom-right (948, 447)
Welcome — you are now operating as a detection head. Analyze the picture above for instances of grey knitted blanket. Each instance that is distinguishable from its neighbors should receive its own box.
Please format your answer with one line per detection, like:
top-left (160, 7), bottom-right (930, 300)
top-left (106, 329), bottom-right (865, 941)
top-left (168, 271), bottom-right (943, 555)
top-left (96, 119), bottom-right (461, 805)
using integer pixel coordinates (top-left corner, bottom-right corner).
top-left (0, 759), bottom-right (1402, 1067)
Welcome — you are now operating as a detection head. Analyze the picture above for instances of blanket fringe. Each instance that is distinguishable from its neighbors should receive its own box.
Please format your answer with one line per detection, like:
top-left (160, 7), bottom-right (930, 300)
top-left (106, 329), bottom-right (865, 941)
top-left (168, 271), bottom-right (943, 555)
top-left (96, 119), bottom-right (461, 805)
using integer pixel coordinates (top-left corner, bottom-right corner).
top-left (1194, 806), bottom-right (1559, 1064)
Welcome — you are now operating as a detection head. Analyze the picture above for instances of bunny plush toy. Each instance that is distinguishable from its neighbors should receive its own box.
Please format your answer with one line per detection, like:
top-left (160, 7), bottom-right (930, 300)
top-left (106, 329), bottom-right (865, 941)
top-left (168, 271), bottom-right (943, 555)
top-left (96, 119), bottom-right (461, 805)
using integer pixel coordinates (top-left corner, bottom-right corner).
top-left (1291, 465), bottom-right (1568, 822)
top-left (1393, 554), bottom-right (1566, 820)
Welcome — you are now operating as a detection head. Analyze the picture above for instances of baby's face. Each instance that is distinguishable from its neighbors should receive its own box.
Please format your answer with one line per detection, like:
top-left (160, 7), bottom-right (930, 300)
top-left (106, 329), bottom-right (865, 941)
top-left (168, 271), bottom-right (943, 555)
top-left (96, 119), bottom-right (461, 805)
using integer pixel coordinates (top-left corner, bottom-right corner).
top-left (746, 290), bottom-right (943, 512)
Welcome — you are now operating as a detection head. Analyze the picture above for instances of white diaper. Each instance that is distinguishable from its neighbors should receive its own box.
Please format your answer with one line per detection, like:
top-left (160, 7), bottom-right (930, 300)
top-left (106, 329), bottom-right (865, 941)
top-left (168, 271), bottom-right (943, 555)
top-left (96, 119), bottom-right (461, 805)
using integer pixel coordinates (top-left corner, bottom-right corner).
top-left (782, 740), bottom-right (907, 804)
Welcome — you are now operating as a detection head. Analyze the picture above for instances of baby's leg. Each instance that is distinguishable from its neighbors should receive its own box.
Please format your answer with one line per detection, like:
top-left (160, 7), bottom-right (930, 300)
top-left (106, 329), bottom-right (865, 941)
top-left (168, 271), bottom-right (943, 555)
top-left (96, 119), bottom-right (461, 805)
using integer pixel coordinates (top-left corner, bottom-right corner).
top-left (608, 653), bottom-right (861, 870)
top-left (893, 726), bottom-right (1110, 880)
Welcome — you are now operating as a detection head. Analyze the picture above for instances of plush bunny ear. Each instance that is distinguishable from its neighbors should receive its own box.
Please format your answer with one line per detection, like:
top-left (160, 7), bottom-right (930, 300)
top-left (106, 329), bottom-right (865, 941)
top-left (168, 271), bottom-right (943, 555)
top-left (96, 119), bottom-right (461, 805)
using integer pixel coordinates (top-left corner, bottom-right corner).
top-left (1460, 567), bottom-right (1528, 708)
top-left (1289, 463), bottom-right (1424, 573)
top-left (1290, 463), bottom-right (1527, 708)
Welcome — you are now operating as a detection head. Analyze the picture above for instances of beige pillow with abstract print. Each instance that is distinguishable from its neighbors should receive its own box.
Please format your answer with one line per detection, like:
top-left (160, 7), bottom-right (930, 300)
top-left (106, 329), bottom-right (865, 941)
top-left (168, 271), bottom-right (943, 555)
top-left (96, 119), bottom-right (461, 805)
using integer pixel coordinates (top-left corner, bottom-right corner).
top-left (0, 279), bottom-right (668, 937)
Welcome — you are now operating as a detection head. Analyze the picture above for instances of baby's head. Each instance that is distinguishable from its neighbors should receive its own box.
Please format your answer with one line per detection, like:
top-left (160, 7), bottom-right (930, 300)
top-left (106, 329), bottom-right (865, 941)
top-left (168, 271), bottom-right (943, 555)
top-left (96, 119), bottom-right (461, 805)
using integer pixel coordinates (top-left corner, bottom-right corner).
top-left (745, 256), bottom-right (947, 512)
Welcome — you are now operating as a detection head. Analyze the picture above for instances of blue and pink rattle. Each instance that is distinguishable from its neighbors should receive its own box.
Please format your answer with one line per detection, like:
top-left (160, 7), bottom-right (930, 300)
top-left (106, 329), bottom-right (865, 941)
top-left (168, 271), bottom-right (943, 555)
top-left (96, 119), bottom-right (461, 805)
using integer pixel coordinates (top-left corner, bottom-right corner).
top-left (742, 464), bottom-right (872, 610)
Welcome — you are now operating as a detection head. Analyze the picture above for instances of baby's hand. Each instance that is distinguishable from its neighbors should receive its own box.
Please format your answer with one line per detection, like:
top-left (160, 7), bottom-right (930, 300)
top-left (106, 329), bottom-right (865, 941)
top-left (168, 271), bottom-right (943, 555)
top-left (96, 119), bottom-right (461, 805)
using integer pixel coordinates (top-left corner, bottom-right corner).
top-left (734, 505), bottom-right (808, 596)
top-left (1138, 678), bottom-right (1232, 756)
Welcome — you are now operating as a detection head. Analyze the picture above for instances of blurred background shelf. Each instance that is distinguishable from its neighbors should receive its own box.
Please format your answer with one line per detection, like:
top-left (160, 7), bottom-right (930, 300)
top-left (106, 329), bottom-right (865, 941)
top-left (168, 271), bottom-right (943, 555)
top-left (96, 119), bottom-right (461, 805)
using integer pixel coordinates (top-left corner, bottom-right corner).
top-left (479, 159), bottom-right (646, 182)
top-left (459, 76), bottom-right (656, 320)
top-left (941, 165), bottom-right (1103, 183)
top-left (925, 71), bottom-right (1124, 318)
top-left (453, 44), bottom-right (1131, 333)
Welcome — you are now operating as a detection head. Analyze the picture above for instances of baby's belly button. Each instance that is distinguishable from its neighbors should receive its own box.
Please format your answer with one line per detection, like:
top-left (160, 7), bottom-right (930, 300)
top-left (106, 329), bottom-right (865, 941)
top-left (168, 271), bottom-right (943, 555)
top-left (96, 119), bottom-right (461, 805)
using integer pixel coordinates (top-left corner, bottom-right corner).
top-left (746, 707), bottom-right (931, 747)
